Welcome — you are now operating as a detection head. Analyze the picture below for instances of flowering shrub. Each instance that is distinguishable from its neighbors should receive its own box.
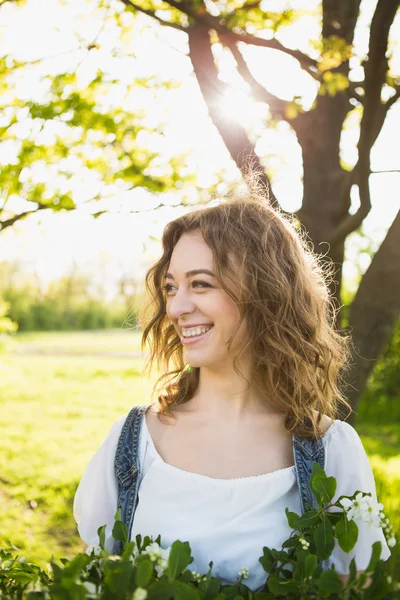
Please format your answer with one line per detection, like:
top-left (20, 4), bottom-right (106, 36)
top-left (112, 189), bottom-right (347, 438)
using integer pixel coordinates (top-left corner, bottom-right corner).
top-left (0, 464), bottom-right (398, 599)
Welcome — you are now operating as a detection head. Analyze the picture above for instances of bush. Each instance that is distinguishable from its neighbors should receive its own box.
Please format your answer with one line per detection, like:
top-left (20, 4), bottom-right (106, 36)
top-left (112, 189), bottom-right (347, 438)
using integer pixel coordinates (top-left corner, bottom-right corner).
top-left (1, 466), bottom-right (398, 599)
top-left (357, 316), bottom-right (400, 423)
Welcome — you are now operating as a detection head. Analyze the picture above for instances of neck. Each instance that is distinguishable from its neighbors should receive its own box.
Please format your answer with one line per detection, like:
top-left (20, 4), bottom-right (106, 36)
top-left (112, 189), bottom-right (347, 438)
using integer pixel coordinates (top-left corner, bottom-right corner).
top-left (186, 363), bottom-right (279, 425)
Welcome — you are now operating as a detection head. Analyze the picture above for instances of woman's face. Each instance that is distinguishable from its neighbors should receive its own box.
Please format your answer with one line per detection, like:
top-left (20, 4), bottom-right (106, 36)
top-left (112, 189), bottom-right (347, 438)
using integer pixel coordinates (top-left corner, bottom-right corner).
top-left (164, 230), bottom-right (248, 369)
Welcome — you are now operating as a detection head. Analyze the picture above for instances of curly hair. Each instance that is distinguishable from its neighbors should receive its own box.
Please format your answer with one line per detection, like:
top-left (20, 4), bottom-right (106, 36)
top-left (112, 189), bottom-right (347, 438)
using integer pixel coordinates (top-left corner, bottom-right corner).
top-left (140, 186), bottom-right (352, 438)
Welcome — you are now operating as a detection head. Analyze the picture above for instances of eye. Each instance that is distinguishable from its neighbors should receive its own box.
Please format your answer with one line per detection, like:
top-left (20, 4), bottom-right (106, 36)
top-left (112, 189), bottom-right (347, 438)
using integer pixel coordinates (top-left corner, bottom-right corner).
top-left (162, 283), bottom-right (176, 295)
top-left (192, 280), bottom-right (211, 289)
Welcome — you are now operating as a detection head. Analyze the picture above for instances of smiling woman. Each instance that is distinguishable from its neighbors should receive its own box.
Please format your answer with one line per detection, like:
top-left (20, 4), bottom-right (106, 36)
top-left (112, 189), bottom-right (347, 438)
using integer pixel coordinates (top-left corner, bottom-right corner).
top-left (73, 182), bottom-right (390, 592)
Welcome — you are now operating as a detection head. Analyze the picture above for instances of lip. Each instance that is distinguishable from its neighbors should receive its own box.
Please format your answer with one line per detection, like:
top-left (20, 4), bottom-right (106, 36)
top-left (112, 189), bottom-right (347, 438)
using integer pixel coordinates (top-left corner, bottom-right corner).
top-left (180, 325), bottom-right (214, 345)
top-left (178, 323), bottom-right (214, 328)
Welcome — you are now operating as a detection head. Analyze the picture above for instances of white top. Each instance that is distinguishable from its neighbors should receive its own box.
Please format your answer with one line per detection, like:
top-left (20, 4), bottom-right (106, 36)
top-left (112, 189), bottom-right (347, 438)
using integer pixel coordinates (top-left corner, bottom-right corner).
top-left (73, 408), bottom-right (390, 592)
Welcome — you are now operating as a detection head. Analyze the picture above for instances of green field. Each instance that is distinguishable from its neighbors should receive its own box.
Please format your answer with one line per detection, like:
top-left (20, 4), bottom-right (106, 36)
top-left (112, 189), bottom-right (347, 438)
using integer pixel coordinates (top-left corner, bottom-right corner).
top-left (0, 330), bottom-right (399, 576)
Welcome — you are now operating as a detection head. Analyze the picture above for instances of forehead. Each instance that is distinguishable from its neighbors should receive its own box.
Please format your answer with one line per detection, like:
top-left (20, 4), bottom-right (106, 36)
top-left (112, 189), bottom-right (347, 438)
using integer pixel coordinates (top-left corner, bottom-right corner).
top-left (168, 231), bottom-right (213, 272)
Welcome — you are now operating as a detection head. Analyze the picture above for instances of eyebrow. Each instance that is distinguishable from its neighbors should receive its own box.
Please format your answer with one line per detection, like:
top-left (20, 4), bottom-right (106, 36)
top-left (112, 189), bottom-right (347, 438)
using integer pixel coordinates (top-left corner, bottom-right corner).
top-left (165, 269), bottom-right (216, 280)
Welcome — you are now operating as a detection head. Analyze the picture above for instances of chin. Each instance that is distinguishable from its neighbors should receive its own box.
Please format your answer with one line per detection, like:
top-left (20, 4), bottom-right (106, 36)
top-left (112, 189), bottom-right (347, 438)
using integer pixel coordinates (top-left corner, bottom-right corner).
top-left (184, 352), bottom-right (227, 370)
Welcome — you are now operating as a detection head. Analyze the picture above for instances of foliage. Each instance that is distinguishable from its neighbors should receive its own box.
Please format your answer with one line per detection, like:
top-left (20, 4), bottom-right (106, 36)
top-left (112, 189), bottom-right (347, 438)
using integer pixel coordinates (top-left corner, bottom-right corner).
top-left (0, 3), bottom-right (196, 232)
top-left (0, 264), bottom-right (137, 331)
top-left (0, 297), bottom-right (17, 334)
top-left (356, 316), bottom-right (400, 423)
top-left (1, 332), bottom-right (399, 576)
top-left (0, 468), bottom-right (399, 599)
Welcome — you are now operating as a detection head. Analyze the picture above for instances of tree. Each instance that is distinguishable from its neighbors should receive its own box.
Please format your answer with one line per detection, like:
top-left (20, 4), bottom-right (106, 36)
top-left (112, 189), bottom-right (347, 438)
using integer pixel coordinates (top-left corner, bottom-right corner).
top-left (117, 0), bottom-right (400, 418)
top-left (0, 2), bottom-right (196, 232)
top-left (1, 0), bottom-right (399, 416)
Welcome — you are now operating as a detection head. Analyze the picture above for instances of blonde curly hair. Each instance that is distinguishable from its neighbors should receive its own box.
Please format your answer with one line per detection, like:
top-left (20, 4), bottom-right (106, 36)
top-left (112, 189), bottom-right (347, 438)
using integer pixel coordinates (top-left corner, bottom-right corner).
top-left (140, 186), bottom-right (351, 438)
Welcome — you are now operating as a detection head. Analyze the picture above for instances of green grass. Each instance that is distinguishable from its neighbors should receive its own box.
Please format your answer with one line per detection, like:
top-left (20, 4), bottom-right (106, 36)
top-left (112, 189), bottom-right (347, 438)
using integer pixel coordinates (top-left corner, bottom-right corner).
top-left (0, 331), bottom-right (399, 577)
top-left (8, 329), bottom-right (143, 355)
top-left (0, 331), bottom-right (155, 565)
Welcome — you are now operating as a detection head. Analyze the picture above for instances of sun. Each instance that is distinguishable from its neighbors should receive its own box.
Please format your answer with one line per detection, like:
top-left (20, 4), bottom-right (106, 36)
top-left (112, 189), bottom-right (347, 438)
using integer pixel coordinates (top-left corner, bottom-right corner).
top-left (217, 88), bottom-right (264, 127)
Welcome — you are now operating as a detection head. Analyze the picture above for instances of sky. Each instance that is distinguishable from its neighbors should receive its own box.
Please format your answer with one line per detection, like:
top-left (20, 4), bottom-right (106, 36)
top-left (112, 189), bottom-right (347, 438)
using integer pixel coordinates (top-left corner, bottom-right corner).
top-left (0, 0), bottom-right (399, 299)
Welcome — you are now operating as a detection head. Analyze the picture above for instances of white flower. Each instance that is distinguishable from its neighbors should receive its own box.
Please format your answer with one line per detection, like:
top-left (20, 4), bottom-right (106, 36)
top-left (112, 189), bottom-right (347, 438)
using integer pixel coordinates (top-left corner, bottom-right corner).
top-left (83, 582), bottom-right (97, 595)
top-left (128, 545), bottom-right (140, 563)
top-left (85, 544), bottom-right (101, 556)
top-left (238, 567), bottom-right (249, 580)
top-left (143, 542), bottom-right (171, 577)
top-left (340, 493), bottom-right (382, 524)
top-left (388, 537), bottom-right (397, 548)
top-left (133, 588), bottom-right (148, 600)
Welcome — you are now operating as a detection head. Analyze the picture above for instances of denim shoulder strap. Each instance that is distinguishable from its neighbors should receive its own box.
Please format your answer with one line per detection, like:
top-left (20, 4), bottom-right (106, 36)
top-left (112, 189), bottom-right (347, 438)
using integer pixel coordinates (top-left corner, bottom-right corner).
top-left (113, 403), bottom-right (150, 554)
top-left (292, 434), bottom-right (325, 513)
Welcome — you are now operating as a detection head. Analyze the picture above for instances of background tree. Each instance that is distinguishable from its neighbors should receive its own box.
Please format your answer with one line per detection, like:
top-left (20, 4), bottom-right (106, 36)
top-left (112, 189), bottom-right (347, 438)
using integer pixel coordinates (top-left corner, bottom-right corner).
top-left (1, 0), bottom-right (399, 417)
top-left (117, 0), bottom-right (400, 418)
top-left (0, 4), bottom-right (196, 232)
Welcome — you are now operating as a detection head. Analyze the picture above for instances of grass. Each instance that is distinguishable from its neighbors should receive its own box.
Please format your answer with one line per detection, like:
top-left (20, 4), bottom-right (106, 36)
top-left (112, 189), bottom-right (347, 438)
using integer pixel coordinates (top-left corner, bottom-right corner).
top-left (8, 329), bottom-right (143, 355)
top-left (0, 330), bottom-right (399, 577)
top-left (0, 330), bottom-right (155, 565)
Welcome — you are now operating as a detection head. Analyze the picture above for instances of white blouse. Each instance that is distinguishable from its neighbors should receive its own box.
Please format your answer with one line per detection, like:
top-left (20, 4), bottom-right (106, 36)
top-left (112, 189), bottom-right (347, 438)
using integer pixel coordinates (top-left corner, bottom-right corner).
top-left (73, 408), bottom-right (390, 592)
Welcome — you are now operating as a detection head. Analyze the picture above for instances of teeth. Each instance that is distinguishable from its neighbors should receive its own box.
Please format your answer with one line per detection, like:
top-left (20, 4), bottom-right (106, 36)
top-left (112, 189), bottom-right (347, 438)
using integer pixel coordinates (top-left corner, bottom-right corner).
top-left (182, 325), bottom-right (212, 338)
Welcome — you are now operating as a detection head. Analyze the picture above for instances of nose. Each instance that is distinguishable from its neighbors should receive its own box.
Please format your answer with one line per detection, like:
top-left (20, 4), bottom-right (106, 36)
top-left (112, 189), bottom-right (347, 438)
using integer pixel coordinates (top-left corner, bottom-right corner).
top-left (167, 288), bottom-right (196, 321)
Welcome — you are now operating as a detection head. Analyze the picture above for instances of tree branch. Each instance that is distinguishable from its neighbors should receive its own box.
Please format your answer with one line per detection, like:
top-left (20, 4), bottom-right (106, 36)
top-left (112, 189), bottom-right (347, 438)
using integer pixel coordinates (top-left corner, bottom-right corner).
top-left (119, 0), bottom-right (189, 31)
top-left (154, 0), bottom-right (317, 72)
top-left (327, 0), bottom-right (400, 248)
top-left (222, 38), bottom-right (290, 120)
top-left (347, 81), bottom-right (364, 104)
top-left (0, 204), bottom-right (47, 233)
top-left (187, 24), bottom-right (280, 210)
top-left (217, 30), bottom-right (317, 72)
top-left (384, 85), bottom-right (400, 111)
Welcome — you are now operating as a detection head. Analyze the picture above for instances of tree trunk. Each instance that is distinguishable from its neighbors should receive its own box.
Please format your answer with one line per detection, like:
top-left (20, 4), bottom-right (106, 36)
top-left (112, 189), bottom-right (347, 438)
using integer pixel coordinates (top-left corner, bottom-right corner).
top-left (293, 93), bottom-right (350, 314)
top-left (187, 25), bottom-right (279, 208)
top-left (342, 210), bottom-right (400, 419)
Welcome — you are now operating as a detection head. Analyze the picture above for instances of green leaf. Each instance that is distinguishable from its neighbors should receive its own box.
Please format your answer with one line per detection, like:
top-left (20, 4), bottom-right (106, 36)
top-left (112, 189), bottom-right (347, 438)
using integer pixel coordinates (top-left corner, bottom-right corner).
top-left (313, 516), bottom-right (335, 560)
top-left (305, 554), bottom-right (318, 578)
top-left (259, 547), bottom-right (275, 573)
top-left (294, 510), bottom-right (320, 529)
top-left (293, 548), bottom-right (306, 583)
top-left (97, 524), bottom-right (107, 550)
top-left (347, 557), bottom-right (357, 586)
top-left (174, 581), bottom-right (202, 600)
top-left (135, 558), bottom-right (154, 587)
top-left (135, 534), bottom-right (143, 552)
top-left (281, 536), bottom-right (299, 549)
top-left (122, 541), bottom-right (136, 561)
top-left (335, 514), bottom-right (358, 552)
top-left (311, 474), bottom-right (337, 505)
top-left (112, 520), bottom-right (128, 548)
top-left (267, 576), bottom-right (299, 595)
top-left (201, 576), bottom-right (221, 600)
top-left (167, 540), bottom-right (193, 582)
top-left (317, 569), bottom-right (343, 596)
top-left (147, 581), bottom-right (176, 599)
top-left (114, 508), bottom-right (122, 521)
top-left (366, 541), bottom-right (382, 572)
top-left (285, 507), bottom-right (300, 529)
top-left (311, 462), bottom-right (325, 479)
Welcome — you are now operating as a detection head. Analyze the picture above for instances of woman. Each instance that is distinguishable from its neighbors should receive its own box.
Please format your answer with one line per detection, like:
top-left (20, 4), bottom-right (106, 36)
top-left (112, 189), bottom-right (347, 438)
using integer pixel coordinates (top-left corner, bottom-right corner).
top-left (74, 190), bottom-right (390, 592)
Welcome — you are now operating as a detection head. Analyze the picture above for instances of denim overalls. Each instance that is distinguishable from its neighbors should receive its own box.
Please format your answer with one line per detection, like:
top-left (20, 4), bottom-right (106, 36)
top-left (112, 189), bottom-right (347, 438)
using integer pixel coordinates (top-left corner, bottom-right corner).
top-left (112, 403), bottom-right (325, 565)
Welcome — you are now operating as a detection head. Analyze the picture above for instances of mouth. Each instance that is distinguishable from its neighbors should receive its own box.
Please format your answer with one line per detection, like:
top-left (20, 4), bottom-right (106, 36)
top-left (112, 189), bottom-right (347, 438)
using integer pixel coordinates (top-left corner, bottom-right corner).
top-left (180, 325), bottom-right (214, 345)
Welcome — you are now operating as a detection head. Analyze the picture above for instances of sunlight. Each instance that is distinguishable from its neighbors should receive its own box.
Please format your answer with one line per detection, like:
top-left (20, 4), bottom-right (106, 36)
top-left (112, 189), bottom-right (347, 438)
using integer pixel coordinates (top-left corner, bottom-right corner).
top-left (217, 88), bottom-right (264, 127)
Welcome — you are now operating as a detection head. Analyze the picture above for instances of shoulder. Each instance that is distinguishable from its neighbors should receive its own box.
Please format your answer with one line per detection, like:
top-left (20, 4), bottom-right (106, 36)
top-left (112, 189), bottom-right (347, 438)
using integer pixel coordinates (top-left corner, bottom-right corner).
top-left (317, 413), bottom-right (334, 436)
top-left (321, 420), bottom-right (373, 488)
top-left (311, 412), bottom-right (359, 443)
top-left (321, 418), bottom-right (363, 448)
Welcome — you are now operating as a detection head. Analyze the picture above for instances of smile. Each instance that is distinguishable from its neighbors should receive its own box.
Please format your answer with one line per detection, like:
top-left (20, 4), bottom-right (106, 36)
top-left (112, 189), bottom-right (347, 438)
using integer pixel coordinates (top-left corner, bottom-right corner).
top-left (181, 325), bottom-right (214, 345)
